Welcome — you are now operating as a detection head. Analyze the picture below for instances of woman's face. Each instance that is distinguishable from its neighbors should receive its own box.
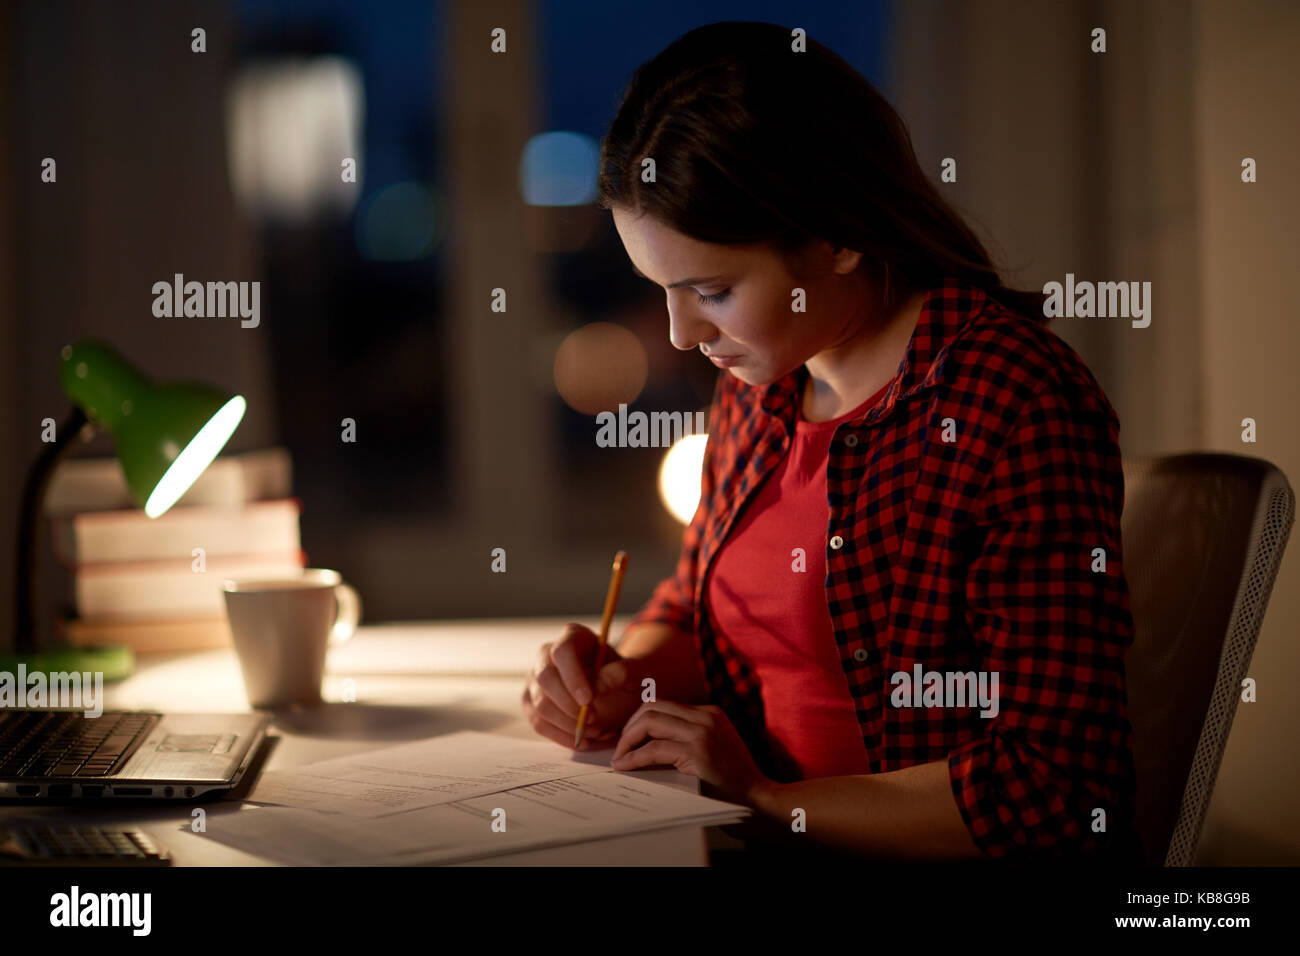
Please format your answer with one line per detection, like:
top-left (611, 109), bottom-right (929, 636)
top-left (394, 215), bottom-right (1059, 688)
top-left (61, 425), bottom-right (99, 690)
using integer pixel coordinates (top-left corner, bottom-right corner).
top-left (612, 206), bottom-right (868, 387)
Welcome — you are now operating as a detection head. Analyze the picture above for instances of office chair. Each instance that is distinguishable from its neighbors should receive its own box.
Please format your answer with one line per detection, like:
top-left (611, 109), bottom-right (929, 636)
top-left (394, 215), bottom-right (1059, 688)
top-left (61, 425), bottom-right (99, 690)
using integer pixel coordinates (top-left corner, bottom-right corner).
top-left (1121, 453), bottom-right (1294, 866)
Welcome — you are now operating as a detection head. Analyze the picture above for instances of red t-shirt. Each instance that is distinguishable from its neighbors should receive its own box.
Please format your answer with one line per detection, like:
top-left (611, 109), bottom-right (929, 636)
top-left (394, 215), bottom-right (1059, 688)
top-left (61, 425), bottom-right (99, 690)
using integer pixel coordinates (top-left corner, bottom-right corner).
top-left (706, 380), bottom-right (890, 782)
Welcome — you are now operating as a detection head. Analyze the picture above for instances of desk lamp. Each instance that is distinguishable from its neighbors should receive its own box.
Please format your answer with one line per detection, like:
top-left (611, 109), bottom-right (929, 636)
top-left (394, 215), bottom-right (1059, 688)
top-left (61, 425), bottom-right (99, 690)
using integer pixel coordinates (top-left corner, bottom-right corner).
top-left (2, 340), bottom-right (247, 679)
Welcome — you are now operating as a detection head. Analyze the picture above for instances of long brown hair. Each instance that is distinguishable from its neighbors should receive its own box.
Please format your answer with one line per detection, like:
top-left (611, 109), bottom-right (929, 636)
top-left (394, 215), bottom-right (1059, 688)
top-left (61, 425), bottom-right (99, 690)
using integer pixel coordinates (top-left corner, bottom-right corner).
top-left (597, 21), bottom-right (1049, 322)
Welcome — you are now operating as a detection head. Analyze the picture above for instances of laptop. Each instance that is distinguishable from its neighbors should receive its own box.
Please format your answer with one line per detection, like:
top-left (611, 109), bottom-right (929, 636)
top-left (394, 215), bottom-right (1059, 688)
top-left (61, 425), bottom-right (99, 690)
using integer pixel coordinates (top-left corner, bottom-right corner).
top-left (0, 709), bottom-right (270, 801)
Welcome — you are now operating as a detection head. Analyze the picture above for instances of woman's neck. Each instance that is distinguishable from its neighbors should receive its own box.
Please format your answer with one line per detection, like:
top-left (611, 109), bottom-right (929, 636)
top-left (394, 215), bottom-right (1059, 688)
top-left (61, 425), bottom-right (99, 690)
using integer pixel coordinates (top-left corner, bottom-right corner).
top-left (801, 289), bottom-right (927, 423)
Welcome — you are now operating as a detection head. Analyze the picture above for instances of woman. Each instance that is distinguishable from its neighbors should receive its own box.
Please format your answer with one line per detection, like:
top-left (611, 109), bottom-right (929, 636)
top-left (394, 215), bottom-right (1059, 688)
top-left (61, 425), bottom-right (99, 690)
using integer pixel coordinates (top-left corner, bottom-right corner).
top-left (522, 21), bottom-right (1139, 862)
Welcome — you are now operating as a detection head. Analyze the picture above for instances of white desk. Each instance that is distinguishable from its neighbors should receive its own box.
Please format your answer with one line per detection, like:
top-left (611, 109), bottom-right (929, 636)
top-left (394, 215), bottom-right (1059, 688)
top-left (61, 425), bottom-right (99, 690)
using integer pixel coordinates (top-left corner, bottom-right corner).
top-left (0, 618), bottom-right (710, 866)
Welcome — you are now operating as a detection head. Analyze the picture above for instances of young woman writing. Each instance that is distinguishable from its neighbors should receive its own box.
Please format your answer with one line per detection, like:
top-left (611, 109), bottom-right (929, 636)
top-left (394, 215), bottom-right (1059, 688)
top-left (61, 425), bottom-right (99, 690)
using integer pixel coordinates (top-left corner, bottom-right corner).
top-left (522, 21), bottom-right (1139, 862)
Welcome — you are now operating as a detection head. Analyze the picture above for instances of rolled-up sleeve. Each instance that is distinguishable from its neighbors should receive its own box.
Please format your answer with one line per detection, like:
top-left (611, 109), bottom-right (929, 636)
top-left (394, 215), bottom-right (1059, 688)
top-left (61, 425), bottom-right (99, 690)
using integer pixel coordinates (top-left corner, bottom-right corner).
top-left (948, 382), bottom-right (1137, 857)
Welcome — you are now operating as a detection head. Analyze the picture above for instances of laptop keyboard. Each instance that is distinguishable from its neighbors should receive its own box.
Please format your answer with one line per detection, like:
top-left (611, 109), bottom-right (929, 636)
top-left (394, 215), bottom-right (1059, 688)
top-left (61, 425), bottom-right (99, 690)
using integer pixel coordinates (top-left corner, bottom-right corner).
top-left (0, 711), bottom-right (160, 778)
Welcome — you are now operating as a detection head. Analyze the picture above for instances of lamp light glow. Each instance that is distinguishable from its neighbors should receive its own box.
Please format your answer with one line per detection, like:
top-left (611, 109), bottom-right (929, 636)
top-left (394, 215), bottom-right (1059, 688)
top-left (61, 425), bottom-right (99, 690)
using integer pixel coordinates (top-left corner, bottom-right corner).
top-left (145, 395), bottom-right (247, 517)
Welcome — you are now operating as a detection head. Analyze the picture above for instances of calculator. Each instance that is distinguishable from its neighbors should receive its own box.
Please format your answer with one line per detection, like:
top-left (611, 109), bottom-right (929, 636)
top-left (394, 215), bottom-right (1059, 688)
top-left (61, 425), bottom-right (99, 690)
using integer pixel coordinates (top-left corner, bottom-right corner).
top-left (0, 822), bottom-right (171, 866)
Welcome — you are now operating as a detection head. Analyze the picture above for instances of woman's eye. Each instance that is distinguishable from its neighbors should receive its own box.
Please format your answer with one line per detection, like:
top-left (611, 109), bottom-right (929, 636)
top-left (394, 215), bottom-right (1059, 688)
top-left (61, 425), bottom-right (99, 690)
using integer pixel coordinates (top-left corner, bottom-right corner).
top-left (696, 289), bottom-right (731, 306)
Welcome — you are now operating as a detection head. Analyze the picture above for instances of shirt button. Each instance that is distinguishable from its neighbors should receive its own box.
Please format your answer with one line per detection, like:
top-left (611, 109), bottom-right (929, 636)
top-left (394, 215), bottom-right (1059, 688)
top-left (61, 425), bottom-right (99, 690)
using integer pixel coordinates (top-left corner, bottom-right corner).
top-left (829, 534), bottom-right (844, 550)
top-left (852, 648), bottom-right (869, 663)
top-left (844, 433), bottom-right (858, 447)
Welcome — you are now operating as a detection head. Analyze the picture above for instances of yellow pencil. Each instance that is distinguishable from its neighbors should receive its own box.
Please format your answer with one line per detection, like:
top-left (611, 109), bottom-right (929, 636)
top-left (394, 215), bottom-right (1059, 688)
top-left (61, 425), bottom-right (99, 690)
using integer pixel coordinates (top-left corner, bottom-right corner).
top-left (574, 551), bottom-right (628, 748)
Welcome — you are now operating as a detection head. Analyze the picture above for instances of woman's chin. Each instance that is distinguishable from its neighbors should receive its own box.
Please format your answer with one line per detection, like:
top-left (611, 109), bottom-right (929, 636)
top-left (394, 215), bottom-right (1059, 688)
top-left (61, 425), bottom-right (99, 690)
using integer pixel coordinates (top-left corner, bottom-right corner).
top-left (726, 364), bottom-right (781, 388)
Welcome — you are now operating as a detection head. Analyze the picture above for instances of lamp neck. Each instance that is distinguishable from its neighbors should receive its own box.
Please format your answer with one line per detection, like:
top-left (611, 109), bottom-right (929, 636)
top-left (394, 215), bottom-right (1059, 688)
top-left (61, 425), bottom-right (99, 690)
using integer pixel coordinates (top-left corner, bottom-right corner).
top-left (14, 406), bottom-right (92, 653)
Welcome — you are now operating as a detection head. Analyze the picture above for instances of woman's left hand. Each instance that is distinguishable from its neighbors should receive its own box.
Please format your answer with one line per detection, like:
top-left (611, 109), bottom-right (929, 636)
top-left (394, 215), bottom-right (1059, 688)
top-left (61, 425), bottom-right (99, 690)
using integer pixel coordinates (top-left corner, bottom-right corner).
top-left (610, 701), bottom-right (771, 806)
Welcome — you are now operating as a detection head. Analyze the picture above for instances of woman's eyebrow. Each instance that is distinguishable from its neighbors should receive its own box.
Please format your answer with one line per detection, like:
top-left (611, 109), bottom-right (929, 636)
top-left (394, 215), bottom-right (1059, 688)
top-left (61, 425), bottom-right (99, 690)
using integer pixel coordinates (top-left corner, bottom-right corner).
top-left (630, 263), bottom-right (724, 288)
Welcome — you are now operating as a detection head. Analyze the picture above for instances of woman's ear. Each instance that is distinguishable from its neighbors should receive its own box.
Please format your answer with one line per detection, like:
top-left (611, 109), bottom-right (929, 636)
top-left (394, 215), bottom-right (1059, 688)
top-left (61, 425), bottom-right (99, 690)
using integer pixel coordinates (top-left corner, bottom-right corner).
top-left (790, 239), bottom-right (861, 279)
top-left (830, 245), bottom-right (864, 275)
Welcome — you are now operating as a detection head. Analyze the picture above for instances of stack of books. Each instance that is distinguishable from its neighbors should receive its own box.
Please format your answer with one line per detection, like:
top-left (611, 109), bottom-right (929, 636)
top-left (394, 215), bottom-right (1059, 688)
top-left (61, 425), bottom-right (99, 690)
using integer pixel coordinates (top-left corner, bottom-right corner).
top-left (45, 448), bottom-right (305, 653)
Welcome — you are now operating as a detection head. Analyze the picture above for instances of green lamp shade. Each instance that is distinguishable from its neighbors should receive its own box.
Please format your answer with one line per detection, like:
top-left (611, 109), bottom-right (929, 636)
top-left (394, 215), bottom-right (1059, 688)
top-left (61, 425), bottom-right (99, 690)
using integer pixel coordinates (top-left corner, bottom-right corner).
top-left (58, 340), bottom-right (247, 518)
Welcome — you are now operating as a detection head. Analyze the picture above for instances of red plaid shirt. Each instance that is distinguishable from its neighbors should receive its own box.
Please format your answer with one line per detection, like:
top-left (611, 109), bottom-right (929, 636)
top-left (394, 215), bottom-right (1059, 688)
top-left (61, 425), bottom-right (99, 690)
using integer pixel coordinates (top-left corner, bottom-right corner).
top-left (630, 276), bottom-right (1138, 858)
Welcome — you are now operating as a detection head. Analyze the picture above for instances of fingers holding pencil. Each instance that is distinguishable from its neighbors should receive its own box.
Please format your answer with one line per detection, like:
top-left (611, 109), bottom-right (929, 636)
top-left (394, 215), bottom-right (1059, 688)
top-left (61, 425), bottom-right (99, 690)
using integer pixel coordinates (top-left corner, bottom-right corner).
top-left (521, 552), bottom-right (638, 752)
top-left (575, 551), bottom-right (628, 748)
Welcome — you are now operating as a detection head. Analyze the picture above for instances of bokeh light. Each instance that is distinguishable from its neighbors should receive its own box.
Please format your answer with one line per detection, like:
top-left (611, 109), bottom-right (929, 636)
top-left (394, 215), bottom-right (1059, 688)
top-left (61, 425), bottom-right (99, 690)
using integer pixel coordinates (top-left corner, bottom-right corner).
top-left (658, 433), bottom-right (708, 525)
top-left (552, 322), bottom-right (648, 415)
top-left (355, 181), bottom-right (441, 261)
top-left (519, 131), bottom-right (600, 206)
top-left (226, 56), bottom-right (364, 220)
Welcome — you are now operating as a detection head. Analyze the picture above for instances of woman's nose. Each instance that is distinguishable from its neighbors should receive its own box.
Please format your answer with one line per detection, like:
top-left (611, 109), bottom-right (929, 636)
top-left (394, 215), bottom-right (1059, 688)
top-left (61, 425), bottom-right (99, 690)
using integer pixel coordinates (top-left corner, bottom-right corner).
top-left (667, 304), bottom-right (716, 352)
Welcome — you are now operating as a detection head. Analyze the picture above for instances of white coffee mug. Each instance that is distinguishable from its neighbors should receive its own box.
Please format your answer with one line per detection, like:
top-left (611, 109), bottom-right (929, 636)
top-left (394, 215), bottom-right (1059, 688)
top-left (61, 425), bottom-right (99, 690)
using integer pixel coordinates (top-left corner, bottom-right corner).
top-left (222, 568), bottom-right (361, 709)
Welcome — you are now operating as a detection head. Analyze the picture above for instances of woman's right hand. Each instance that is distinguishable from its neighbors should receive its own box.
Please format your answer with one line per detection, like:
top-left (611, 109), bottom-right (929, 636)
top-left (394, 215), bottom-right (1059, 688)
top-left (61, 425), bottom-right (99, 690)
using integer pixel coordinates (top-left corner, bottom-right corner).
top-left (522, 622), bottom-right (646, 750)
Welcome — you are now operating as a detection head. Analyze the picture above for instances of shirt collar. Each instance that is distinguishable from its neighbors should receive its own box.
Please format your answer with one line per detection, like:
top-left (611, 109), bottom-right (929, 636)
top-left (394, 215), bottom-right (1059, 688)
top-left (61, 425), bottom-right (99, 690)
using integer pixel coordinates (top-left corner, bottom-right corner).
top-left (759, 275), bottom-right (990, 427)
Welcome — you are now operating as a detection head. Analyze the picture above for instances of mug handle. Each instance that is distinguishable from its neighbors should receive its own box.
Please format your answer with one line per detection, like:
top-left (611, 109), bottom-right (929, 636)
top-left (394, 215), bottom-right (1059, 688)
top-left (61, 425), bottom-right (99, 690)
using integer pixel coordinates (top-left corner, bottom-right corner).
top-left (329, 583), bottom-right (362, 645)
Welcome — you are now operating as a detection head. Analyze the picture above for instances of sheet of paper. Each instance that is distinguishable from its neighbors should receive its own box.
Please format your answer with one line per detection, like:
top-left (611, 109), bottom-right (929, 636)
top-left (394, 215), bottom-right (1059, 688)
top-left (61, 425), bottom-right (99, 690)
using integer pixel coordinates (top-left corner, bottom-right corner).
top-left (246, 731), bottom-right (614, 817)
top-left (201, 770), bottom-right (750, 865)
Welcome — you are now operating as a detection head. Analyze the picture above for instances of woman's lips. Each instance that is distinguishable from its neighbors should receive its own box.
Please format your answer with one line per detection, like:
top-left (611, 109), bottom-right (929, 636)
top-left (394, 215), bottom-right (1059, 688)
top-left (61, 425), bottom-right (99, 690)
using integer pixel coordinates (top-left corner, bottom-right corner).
top-left (707, 354), bottom-right (742, 367)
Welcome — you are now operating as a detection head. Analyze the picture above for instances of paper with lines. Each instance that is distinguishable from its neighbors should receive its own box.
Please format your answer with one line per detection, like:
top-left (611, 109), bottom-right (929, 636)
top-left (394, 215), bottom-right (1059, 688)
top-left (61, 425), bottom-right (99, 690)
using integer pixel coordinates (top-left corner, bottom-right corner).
top-left (204, 731), bottom-right (750, 864)
top-left (245, 730), bottom-right (614, 817)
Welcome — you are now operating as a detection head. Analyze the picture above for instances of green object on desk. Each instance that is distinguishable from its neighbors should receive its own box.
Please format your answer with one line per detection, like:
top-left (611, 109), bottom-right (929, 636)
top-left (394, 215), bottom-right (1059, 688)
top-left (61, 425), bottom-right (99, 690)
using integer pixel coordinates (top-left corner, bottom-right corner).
top-left (11, 339), bottom-right (248, 665)
top-left (0, 644), bottom-right (135, 683)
